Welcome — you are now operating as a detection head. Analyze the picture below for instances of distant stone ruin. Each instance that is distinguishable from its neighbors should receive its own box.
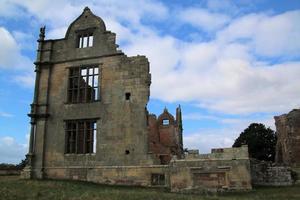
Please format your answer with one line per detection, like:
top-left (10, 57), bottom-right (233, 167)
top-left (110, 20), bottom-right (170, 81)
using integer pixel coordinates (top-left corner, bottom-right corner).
top-left (275, 109), bottom-right (300, 167)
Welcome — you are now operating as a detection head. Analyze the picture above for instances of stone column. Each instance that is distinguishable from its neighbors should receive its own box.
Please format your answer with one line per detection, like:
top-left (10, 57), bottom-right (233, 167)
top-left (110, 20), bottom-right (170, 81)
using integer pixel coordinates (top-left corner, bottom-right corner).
top-left (21, 27), bottom-right (45, 179)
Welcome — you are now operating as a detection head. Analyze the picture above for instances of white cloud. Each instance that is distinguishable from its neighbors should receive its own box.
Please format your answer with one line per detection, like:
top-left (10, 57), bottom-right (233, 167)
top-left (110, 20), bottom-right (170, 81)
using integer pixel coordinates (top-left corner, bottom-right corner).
top-left (1, 0), bottom-right (168, 29)
top-left (12, 30), bottom-right (35, 50)
top-left (254, 10), bottom-right (300, 57)
top-left (13, 72), bottom-right (35, 88)
top-left (183, 113), bottom-right (220, 121)
top-left (184, 128), bottom-right (237, 153)
top-left (2, 136), bottom-right (14, 145)
top-left (184, 113), bottom-right (276, 153)
top-left (0, 27), bottom-right (21, 69)
top-left (0, 27), bottom-right (33, 70)
top-left (217, 10), bottom-right (300, 57)
top-left (0, 27), bottom-right (34, 87)
top-left (5, 0), bottom-right (80, 27)
top-left (0, 0), bottom-right (26, 18)
top-left (0, 111), bottom-right (13, 118)
top-left (0, 136), bottom-right (27, 164)
top-left (47, 26), bottom-right (68, 39)
top-left (115, 9), bottom-right (300, 115)
top-left (93, 0), bottom-right (168, 25)
top-left (179, 8), bottom-right (231, 31)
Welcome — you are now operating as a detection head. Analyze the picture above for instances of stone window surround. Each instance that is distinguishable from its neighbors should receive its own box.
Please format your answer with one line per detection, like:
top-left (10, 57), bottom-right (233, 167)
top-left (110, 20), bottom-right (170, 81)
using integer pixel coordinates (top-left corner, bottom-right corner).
top-left (78, 34), bottom-right (93, 48)
top-left (75, 27), bottom-right (96, 48)
top-left (67, 65), bottom-right (100, 104)
top-left (64, 119), bottom-right (97, 154)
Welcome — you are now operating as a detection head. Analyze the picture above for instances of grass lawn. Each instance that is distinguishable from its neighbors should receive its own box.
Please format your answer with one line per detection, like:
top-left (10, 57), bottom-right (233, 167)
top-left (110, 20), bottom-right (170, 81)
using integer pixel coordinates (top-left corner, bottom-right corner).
top-left (0, 176), bottom-right (299, 200)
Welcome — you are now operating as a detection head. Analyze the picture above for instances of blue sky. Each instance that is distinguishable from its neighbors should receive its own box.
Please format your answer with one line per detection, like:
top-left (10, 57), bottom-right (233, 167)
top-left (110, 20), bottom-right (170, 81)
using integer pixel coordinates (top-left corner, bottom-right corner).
top-left (0, 0), bottom-right (300, 163)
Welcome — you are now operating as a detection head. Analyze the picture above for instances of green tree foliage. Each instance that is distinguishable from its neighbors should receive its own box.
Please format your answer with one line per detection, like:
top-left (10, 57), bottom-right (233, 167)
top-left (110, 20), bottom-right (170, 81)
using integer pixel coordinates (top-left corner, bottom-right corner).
top-left (233, 123), bottom-right (277, 161)
top-left (0, 157), bottom-right (28, 170)
top-left (16, 157), bottom-right (28, 170)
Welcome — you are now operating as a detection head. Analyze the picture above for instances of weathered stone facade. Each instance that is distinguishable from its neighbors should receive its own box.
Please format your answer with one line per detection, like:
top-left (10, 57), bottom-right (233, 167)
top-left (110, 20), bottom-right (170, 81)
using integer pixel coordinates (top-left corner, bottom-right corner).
top-left (275, 109), bottom-right (300, 167)
top-left (250, 159), bottom-right (293, 186)
top-left (171, 146), bottom-right (252, 192)
top-left (22, 7), bottom-right (252, 192)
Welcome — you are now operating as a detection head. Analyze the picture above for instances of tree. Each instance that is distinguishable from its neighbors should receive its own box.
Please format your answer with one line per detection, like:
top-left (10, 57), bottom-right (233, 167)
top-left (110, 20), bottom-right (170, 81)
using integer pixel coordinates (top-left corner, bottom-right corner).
top-left (233, 123), bottom-right (277, 161)
top-left (16, 157), bottom-right (28, 170)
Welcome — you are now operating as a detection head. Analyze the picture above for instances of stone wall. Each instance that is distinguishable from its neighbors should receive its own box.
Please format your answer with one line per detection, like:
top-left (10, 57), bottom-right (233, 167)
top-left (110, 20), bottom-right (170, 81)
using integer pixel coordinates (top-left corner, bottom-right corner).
top-left (185, 145), bottom-right (249, 160)
top-left (44, 165), bottom-right (169, 187)
top-left (28, 8), bottom-right (155, 179)
top-left (36, 146), bottom-right (252, 193)
top-left (275, 109), bottom-right (300, 167)
top-left (170, 146), bottom-right (252, 193)
top-left (250, 160), bottom-right (293, 186)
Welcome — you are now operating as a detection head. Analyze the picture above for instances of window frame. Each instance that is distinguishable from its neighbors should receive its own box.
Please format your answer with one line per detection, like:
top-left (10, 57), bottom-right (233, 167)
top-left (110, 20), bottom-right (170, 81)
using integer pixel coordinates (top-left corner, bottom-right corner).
top-left (162, 119), bottom-right (170, 126)
top-left (65, 119), bottom-right (97, 154)
top-left (67, 65), bottom-right (100, 104)
top-left (77, 33), bottom-right (94, 48)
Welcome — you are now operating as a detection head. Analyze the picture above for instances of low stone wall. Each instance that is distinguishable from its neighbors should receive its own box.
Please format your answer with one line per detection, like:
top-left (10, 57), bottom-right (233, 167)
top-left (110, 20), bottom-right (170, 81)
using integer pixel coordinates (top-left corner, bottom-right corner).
top-left (23, 160), bottom-right (252, 193)
top-left (0, 169), bottom-right (20, 176)
top-left (186, 145), bottom-right (249, 160)
top-left (43, 165), bottom-right (169, 187)
top-left (250, 160), bottom-right (293, 186)
top-left (169, 158), bottom-right (252, 193)
top-left (21, 146), bottom-right (253, 193)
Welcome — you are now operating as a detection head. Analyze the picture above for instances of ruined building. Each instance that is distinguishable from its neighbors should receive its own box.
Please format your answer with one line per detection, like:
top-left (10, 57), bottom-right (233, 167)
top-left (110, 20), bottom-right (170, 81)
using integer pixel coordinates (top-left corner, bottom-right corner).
top-left (22, 7), bottom-right (252, 192)
top-left (275, 109), bottom-right (300, 167)
top-left (148, 107), bottom-right (183, 164)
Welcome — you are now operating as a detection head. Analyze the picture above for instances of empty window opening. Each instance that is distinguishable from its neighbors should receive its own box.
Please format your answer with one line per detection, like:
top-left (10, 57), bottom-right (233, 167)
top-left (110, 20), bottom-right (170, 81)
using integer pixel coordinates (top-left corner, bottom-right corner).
top-left (68, 66), bottom-right (100, 103)
top-left (93, 122), bottom-right (97, 153)
top-left (65, 120), bottom-right (97, 154)
top-left (159, 155), bottom-right (169, 165)
top-left (125, 92), bottom-right (131, 100)
top-left (125, 150), bottom-right (130, 155)
top-left (151, 174), bottom-right (165, 186)
top-left (78, 34), bottom-right (93, 48)
top-left (162, 119), bottom-right (169, 125)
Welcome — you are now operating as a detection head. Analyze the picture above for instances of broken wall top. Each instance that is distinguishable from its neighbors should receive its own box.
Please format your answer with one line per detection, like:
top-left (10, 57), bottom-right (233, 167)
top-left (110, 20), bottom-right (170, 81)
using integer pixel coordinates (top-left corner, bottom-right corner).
top-left (275, 109), bottom-right (300, 131)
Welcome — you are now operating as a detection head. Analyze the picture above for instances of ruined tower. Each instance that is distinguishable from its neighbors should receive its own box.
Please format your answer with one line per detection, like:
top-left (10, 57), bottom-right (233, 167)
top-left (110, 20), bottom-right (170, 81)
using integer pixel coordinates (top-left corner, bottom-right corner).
top-left (148, 106), bottom-right (184, 164)
top-left (275, 109), bottom-right (300, 167)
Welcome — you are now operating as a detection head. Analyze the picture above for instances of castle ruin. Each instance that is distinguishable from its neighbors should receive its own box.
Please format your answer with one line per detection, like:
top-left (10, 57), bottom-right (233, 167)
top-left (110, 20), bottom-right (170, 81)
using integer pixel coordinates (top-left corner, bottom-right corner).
top-left (22, 7), bottom-right (252, 192)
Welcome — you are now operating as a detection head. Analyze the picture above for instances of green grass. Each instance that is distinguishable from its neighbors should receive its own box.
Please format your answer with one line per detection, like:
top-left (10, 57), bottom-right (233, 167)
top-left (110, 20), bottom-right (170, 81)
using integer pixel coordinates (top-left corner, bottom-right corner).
top-left (0, 176), bottom-right (300, 200)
